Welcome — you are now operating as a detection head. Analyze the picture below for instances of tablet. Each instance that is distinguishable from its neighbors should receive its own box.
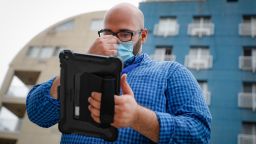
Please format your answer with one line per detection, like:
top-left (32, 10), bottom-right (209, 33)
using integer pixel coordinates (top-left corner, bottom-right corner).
top-left (58, 50), bottom-right (122, 141)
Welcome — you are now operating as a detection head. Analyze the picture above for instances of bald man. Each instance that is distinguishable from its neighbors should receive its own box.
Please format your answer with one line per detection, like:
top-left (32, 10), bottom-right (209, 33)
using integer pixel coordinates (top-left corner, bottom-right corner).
top-left (27, 3), bottom-right (211, 144)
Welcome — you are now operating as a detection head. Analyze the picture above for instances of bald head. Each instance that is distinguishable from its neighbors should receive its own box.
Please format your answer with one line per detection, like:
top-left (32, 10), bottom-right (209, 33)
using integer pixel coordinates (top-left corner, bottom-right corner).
top-left (104, 3), bottom-right (144, 30)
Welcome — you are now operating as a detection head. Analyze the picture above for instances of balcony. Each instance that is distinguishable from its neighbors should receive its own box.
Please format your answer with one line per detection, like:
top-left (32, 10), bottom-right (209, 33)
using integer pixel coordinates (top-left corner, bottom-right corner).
top-left (238, 134), bottom-right (256, 144)
top-left (238, 92), bottom-right (256, 110)
top-left (0, 108), bottom-right (22, 142)
top-left (3, 84), bottom-right (32, 118)
top-left (151, 54), bottom-right (176, 61)
top-left (0, 118), bottom-right (21, 134)
top-left (239, 22), bottom-right (256, 37)
top-left (6, 85), bottom-right (32, 98)
top-left (184, 55), bottom-right (213, 70)
top-left (203, 91), bottom-right (211, 105)
top-left (188, 23), bottom-right (214, 37)
top-left (153, 23), bottom-right (179, 37)
top-left (239, 56), bottom-right (256, 72)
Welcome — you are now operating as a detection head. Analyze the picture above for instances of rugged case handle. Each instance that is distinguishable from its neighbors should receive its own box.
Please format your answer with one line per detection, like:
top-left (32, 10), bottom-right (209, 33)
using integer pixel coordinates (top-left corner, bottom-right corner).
top-left (100, 77), bottom-right (115, 127)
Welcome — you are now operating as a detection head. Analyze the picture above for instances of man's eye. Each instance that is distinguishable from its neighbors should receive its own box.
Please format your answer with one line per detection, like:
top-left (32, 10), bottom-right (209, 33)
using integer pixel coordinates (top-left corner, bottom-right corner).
top-left (119, 32), bottom-right (131, 37)
top-left (103, 31), bottom-right (112, 35)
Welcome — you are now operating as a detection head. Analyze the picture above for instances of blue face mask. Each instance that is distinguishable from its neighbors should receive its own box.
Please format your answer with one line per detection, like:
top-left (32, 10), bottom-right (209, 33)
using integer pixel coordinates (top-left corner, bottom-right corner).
top-left (117, 41), bottom-right (134, 62)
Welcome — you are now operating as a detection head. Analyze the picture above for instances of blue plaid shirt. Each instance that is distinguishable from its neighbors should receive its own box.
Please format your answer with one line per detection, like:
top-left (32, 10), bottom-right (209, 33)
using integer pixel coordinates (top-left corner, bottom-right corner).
top-left (26, 53), bottom-right (211, 144)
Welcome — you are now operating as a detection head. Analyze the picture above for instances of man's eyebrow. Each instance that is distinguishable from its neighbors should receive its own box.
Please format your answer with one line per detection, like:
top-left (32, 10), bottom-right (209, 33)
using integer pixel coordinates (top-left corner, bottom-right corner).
top-left (102, 29), bottom-right (112, 31)
top-left (118, 29), bottom-right (133, 32)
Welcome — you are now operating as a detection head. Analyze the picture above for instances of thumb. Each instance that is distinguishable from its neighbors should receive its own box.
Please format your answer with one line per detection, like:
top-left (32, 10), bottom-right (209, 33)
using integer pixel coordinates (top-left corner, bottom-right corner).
top-left (120, 74), bottom-right (133, 96)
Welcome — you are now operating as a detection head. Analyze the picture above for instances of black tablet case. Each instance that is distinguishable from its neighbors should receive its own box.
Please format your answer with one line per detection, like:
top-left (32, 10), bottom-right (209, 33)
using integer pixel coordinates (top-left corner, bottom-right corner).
top-left (58, 50), bottom-right (122, 141)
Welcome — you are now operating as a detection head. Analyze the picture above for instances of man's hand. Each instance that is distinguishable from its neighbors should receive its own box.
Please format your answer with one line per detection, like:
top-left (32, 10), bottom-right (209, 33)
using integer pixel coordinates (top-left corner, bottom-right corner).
top-left (88, 74), bottom-right (159, 142)
top-left (88, 35), bottom-right (119, 56)
top-left (88, 74), bottom-right (139, 128)
top-left (50, 76), bottom-right (60, 99)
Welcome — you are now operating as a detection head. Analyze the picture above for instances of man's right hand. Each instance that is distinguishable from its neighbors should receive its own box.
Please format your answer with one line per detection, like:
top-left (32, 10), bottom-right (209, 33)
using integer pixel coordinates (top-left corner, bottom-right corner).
top-left (50, 76), bottom-right (60, 99)
top-left (88, 35), bottom-right (119, 56)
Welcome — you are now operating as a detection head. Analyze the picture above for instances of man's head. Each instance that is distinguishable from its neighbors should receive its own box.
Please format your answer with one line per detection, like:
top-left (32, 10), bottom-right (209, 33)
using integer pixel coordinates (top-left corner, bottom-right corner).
top-left (103, 3), bottom-right (147, 55)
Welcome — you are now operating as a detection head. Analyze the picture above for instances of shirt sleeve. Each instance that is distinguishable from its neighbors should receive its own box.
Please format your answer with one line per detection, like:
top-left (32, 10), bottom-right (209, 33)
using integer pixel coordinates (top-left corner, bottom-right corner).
top-left (155, 64), bottom-right (212, 144)
top-left (26, 78), bottom-right (60, 128)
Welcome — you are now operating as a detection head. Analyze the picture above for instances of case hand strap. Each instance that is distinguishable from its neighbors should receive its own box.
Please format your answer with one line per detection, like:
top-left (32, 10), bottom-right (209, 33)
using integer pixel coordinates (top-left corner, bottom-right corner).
top-left (100, 77), bottom-right (115, 128)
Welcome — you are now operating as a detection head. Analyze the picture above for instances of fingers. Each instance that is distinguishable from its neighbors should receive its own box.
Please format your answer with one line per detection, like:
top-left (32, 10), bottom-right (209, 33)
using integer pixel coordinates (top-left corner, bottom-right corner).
top-left (88, 92), bottom-right (101, 109)
top-left (101, 35), bottom-right (120, 44)
top-left (50, 76), bottom-right (60, 99)
top-left (102, 44), bottom-right (117, 56)
top-left (88, 92), bottom-right (101, 123)
top-left (88, 35), bottom-right (119, 56)
top-left (88, 105), bottom-right (100, 123)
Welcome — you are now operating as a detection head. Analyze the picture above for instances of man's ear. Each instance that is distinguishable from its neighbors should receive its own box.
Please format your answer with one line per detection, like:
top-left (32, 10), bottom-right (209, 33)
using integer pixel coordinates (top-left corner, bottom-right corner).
top-left (140, 28), bottom-right (148, 44)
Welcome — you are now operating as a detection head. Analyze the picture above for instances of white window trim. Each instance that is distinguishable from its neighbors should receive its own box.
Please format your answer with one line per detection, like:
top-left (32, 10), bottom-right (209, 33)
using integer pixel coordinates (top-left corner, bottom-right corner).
top-left (239, 49), bottom-right (256, 72)
top-left (153, 48), bottom-right (176, 61)
top-left (239, 17), bottom-right (256, 38)
top-left (27, 46), bottom-right (56, 60)
top-left (188, 17), bottom-right (214, 37)
top-left (238, 84), bottom-right (256, 110)
top-left (185, 48), bottom-right (213, 70)
top-left (154, 18), bottom-right (179, 37)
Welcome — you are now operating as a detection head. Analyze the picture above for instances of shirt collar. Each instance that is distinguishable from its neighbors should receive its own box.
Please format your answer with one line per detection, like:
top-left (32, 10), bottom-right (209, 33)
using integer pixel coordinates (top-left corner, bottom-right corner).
top-left (124, 53), bottom-right (152, 68)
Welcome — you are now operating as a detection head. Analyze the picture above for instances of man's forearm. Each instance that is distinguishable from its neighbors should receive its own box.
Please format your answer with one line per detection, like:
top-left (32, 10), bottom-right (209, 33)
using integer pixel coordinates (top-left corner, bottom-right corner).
top-left (131, 105), bottom-right (159, 142)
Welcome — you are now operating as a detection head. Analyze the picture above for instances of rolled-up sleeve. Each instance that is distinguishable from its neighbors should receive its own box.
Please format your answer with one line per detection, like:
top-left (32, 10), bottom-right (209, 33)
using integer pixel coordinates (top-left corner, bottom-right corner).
top-left (26, 78), bottom-right (60, 128)
top-left (156, 64), bottom-right (212, 144)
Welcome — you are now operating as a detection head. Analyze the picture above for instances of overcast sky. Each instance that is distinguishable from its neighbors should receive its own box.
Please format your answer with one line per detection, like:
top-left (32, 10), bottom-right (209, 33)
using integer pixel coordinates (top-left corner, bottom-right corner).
top-left (0, 0), bottom-right (142, 88)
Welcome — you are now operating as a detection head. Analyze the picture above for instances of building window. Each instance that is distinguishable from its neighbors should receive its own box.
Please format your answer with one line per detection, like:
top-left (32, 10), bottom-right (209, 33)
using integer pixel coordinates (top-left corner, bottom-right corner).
top-left (27, 46), bottom-right (40, 58)
top-left (239, 46), bottom-right (256, 72)
top-left (188, 16), bottom-right (214, 37)
top-left (154, 17), bottom-right (179, 37)
top-left (54, 19), bottom-right (74, 32)
top-left (39, 47), bottom-right (55, 59)
top-left (27, 46), bottom-right (60, 59)
top-left (90, 19), bottom-right (103, 31)
top-left (238, 82), bottom-right (256, 110)
top-left (53, 47), bottom-right (65, 56)
top-left (238, 122), bottom-right (256, 144)
top-left (198, 80), bottom-right (211, 105)
top-left (184, 46), bottom-right (213, 70)
top-left (152, 46), bottom-right (176, 61)
top-left (239, 15), bottom-right (256, 37)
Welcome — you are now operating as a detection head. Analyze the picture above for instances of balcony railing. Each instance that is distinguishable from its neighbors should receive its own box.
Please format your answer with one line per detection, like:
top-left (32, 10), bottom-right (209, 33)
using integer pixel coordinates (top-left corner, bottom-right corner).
top-left (238, 134), bottom-right (256, 144)
top-left (203, 91), bottom-right (211, 105)
top-left (151, 54), bottom-right (176, 61)
top-left (238, 92), bottom-right (256, 110)
top-left (184, 55), bottom-right (213, 70)
top-left (153, 23), bottom-right (179, 37)
top-left (239, 56), bottom-right (256, 72)
top-left (188, 23), bottom-right (214, 37)
top-left (6, 85), bottom-right (33, 98)
top-left (239, 22), bottom-right (256, 37)
top-left (0, 118), bottom-right (21, 133)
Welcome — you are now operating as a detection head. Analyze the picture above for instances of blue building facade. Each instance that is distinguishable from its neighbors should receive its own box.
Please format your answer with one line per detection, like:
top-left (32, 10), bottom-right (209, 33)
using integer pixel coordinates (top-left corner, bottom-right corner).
top-left (139, 0), bottom-right (256, 143)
